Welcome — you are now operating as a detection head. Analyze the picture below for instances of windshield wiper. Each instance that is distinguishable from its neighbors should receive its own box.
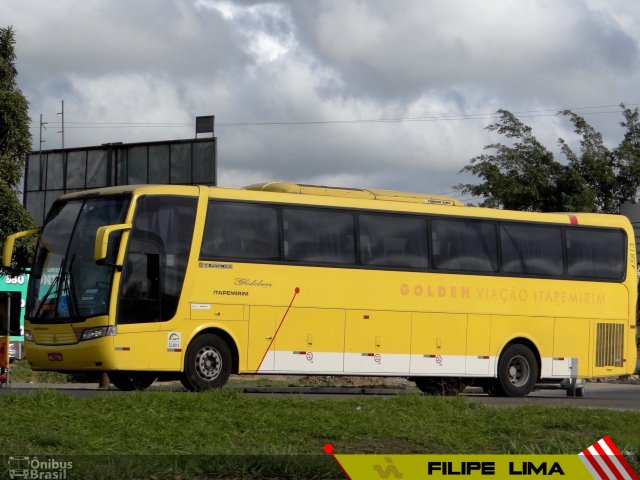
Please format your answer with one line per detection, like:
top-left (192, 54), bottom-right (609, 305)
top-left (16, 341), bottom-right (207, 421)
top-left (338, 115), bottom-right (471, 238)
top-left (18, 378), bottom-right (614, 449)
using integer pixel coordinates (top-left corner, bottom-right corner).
top-left (62, 254), bottom-right (80, 318)
top-left (32, 254), bottom-right (79, 320)
top-left (33, 274), bottom-right (60, 320)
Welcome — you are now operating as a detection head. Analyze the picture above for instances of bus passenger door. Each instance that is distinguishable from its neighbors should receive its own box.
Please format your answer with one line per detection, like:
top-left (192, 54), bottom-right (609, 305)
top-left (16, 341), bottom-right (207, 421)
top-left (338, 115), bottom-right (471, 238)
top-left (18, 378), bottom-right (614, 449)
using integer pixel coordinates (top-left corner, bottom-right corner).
top-left (344, 310), bottom-right (411, 374)
top-left (247, 306), bottom-right (276, 372)
top-left (115, 250), bottom-right (162, 371)
top-left (115, 194), bottom-right (198, 372)
top-left (273, 308), bottom-right (344, 373)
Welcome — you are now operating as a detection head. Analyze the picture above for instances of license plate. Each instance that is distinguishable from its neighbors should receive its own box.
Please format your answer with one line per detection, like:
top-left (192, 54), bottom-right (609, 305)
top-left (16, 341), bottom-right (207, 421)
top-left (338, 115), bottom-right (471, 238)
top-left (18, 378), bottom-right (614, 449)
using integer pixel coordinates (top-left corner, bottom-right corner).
top-left (48, 353), bottom-right (63, 361)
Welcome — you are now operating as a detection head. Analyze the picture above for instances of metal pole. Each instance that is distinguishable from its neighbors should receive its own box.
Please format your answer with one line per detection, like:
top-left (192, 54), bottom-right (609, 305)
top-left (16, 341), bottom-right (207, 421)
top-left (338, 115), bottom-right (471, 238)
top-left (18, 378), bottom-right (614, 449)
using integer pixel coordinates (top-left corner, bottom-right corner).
top-left (5, 295), bottom-right (12, 386)
top-left (39, 114), bottom-right (47, 190)
top-left (0, 295), bottom-right (8, 387)
top-left (57, 100), bottom-right (64, 149)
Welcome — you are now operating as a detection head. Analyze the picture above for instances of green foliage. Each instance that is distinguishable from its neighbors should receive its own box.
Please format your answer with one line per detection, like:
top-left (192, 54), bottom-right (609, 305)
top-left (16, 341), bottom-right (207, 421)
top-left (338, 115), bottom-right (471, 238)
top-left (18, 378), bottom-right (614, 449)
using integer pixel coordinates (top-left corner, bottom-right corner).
top-left (0, 182), bottom-right (35, 274)
top-left (0, 26), bottom-right (31, 189)
top-left (614, 106), bottom-right (640, 204)
top-left (0, 26), bottom-right (35, 274)
top-left (457, 105), bottom-right (640, 213)
top-left (458, 110), bottom-right (563, 212)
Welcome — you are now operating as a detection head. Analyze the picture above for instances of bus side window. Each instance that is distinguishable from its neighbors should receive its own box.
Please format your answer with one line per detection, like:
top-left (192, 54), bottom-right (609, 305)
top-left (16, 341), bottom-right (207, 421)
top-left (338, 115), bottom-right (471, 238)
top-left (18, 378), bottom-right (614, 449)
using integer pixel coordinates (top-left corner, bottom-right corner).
top-left (283, 208), bottom-right (355, 264)
top-left (431, 218), bottom-right (498, 272)
top-left (566, 228), bottom-right (625, 280)
top-left (358, 214), bottom-right (428, 268)
top-left (201, 201), bottom-right (279, 261)
top-left (121, 231), bottom-right (163, 298)
top-left (500, 223), bottom-right (562, 276)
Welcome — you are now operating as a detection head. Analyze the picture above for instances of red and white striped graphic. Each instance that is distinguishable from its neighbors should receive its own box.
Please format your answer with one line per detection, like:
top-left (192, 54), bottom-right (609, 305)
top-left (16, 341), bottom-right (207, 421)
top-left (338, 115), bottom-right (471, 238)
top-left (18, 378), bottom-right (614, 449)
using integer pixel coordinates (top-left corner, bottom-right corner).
top-left (578, 436), bottom-right (639, 480)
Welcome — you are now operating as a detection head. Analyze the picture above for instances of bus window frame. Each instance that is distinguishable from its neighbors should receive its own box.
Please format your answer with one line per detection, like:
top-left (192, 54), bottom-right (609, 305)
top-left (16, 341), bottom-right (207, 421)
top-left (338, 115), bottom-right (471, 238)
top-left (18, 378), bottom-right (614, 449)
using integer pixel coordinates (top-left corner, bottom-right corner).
top-left (197, 198), bottom-right (628, 283)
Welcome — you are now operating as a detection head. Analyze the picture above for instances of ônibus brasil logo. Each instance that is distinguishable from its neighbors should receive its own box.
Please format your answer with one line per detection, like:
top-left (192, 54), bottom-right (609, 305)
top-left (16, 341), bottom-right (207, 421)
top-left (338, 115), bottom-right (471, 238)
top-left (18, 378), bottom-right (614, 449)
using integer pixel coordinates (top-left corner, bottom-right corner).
top-left (8, 457), bottom-right (72, 479)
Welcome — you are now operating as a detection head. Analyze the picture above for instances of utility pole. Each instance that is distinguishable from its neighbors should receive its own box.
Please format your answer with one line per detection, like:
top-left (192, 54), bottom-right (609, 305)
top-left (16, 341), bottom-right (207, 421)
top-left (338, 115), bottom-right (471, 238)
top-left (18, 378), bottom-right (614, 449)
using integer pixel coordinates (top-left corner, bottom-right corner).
top-left (57, 100), bottom-right (64, 149)
top-left (39, 114), bottom-right (47, 150)
top-left (39, 114), bottom-right (47, 190)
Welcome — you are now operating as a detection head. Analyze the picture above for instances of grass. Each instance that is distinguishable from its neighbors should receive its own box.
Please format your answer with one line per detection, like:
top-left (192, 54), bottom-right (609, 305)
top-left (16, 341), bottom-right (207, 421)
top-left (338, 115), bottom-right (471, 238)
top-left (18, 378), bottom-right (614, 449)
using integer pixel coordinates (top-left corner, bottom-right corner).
top-left (6, 359), bottom-right (72, 383)
top-left (0, 389), bottom-right (638, 479)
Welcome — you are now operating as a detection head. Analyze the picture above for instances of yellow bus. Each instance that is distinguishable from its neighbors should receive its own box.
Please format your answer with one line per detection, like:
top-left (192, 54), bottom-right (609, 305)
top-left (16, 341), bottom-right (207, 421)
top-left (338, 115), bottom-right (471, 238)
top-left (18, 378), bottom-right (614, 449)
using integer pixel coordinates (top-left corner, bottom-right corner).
top-left (3, 182), bottom-right (637, 396)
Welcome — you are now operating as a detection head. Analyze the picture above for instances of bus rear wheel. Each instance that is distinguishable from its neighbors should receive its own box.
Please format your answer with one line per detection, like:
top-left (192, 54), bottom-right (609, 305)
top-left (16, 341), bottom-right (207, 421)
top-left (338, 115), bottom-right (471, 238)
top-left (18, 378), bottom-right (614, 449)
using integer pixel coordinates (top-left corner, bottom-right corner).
top-left (181, 333), bottom-right (231, 391)
top-left (495, 344), bottom-right (538, 397)
top-left (109, 371), bottom-right (156, 391)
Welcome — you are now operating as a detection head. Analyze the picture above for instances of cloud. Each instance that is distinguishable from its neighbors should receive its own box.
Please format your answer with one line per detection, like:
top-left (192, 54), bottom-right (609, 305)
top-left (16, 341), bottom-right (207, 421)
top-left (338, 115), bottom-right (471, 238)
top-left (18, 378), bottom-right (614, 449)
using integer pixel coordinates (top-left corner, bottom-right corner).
top-left (26, 1), bottom-right (244, 74)
top-left (287, 0), bottom-right (638, 104)
top-left (2, 0), bottom-right (639, 200)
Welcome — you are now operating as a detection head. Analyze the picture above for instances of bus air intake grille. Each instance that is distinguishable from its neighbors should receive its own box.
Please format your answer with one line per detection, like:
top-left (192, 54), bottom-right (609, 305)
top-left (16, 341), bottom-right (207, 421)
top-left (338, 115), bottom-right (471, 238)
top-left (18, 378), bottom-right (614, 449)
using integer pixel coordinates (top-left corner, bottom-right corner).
top-left (36, 333), bottom-right (78, 345)
top-left (595, 323), bottom-right (624, 368)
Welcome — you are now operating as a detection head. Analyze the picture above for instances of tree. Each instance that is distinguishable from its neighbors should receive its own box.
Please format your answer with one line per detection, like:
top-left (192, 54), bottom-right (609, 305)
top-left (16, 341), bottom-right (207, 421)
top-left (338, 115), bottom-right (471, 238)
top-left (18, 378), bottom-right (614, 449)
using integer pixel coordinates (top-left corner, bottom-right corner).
top-left (0, 26), bottom-right (35, 274)
top-left (613, 106), bottom-right (640, 205)
top-left (457, 105), bottom-right (640, 213)
top-left (557, 110), bottom-right (617, 213)
top-left (457, 109), bottom-right (564, 212)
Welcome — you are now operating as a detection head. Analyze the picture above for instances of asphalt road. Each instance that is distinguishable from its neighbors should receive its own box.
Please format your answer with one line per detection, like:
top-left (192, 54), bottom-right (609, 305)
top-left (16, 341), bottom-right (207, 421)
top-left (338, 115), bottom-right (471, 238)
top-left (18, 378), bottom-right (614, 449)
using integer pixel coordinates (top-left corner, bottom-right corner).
top-left (1, 381), bottom-right (640, 410)
top-left (464, 382), bottom-right (640, 410)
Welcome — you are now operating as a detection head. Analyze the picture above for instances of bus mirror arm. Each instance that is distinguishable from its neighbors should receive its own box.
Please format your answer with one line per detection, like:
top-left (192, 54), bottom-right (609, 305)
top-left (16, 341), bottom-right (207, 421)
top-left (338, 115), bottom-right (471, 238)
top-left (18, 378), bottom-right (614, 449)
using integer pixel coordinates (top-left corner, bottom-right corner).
top-left (95, 224), bottom-right (131, 268)
top-left (2, 228), bottom-right (40, 268)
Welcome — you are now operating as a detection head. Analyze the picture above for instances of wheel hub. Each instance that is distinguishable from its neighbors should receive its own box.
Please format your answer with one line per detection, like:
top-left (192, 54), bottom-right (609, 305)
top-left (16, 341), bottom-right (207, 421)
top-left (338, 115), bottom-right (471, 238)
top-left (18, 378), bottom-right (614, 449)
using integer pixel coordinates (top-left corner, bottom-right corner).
top-left (507, 355), bottom-right (530, 387)
top-left (195, 346), bottom-right (221, 381)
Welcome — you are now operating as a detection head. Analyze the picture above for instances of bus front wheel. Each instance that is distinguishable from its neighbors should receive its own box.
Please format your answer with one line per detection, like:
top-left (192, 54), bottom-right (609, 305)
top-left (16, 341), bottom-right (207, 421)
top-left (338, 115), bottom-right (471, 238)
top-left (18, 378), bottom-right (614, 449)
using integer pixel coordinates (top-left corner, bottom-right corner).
top-left (181, 334), bottom-right (231, 391)
top-left (495, 344), bottom-right (538, 397)
top-left (109, 371), bottom-right (156, 391)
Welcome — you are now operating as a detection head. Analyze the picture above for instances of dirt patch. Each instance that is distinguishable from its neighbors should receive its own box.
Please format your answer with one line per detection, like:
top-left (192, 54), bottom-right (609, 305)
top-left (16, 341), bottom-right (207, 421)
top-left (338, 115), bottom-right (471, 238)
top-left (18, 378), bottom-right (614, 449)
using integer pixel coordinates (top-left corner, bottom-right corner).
top-left (231, 374), bottom-right (413, 388)
top-left (588, 375), bottom-right (640, 385)
top-left (297, 375), bottom-right (412, 388)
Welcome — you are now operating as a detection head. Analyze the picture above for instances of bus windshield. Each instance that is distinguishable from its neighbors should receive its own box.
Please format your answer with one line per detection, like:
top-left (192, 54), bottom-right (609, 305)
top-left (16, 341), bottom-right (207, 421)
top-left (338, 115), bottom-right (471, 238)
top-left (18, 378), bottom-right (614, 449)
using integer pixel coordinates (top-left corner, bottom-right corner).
top-left (27, 195), bottom-right (130, 323)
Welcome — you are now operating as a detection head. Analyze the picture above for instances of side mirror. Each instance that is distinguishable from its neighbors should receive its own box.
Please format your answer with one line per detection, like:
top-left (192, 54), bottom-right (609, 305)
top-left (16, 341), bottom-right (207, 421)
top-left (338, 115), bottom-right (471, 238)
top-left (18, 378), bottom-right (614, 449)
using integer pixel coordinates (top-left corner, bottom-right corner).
top-left (95, 224), bottom-right (131, 267)
top-left (2, 229), bottom-right (39, 268)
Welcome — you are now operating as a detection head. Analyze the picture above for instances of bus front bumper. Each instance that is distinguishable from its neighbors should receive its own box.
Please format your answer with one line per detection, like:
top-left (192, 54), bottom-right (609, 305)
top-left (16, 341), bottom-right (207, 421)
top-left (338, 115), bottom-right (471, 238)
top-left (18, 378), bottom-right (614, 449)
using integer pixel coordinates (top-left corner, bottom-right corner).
top-left (25, 337), bottom-right (116, 371)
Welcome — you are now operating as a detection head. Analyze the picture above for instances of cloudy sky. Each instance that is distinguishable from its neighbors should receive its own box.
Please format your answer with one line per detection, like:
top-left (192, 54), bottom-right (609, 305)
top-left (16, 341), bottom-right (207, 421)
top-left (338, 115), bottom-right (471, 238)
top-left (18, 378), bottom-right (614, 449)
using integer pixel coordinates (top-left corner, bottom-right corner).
top-left (2, 0), bottom-right (640, 201)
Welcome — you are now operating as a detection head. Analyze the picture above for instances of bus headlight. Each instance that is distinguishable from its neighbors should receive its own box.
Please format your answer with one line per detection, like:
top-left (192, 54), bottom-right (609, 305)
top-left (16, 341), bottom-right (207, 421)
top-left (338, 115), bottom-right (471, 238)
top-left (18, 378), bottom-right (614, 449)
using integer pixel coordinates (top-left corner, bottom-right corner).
top-left (80, 326), bottom-right (117, 341)
top-left (24, 330), bottom-right (34, 342)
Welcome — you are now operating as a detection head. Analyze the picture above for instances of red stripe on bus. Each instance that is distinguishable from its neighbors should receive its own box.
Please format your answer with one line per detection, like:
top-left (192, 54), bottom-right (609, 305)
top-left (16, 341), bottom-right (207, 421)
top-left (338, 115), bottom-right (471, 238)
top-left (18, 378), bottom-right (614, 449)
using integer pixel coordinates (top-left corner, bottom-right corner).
top-left (256, 287), bottom-right (300, 372)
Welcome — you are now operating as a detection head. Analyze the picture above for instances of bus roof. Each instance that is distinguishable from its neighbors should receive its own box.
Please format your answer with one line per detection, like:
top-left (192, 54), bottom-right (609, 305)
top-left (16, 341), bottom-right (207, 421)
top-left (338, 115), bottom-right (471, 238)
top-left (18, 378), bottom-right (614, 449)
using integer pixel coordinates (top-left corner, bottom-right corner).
top-left (244, 182), bottom-right (464, 206)
top-left (54, 183), bottom-right (632, 231)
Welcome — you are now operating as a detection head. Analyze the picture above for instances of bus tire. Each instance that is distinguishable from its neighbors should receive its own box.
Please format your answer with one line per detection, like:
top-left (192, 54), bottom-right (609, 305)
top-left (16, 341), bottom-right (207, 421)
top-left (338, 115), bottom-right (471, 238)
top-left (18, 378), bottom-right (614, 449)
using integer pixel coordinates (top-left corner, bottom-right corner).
top-left (181, 333), bottom-right (231, 391)
top-left (496, 344), bottom-right (538, 397)
top-left (109, 371), bottom-right (156, 391)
